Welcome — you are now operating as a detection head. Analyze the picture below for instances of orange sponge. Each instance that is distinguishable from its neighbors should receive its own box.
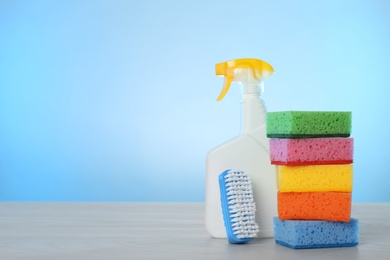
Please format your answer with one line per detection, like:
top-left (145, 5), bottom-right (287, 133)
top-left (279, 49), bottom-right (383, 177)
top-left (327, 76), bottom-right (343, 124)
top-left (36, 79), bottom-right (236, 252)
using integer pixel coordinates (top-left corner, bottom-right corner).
top-left (278, 192), bottom-right (351, 222)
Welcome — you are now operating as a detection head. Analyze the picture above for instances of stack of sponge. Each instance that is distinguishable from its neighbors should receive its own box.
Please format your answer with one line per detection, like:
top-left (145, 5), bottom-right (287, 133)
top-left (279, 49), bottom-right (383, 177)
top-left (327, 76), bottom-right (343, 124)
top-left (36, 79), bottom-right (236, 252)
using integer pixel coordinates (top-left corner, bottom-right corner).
top-left (266, 111), bottom-right (359, 249)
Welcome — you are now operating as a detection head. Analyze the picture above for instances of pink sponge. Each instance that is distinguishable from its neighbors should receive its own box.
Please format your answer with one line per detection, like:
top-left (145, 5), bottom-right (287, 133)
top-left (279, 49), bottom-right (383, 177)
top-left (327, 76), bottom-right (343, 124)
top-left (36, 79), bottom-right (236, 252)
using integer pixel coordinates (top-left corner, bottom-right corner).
top-left (269, 138), bottom-right (353, 165)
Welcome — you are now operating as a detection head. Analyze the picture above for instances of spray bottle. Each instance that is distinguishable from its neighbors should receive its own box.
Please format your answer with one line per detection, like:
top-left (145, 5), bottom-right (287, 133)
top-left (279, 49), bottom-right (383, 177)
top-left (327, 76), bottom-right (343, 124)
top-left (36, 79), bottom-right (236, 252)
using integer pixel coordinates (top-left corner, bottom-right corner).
top-left (205, 58), bottom-right (277, 238)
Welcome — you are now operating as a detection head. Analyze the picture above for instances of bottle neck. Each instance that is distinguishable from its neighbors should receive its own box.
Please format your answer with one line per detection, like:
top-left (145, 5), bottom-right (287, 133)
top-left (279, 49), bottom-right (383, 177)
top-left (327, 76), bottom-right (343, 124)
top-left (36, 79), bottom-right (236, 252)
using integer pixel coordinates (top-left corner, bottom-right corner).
top-left (240, 83), bottom-right (266, 133)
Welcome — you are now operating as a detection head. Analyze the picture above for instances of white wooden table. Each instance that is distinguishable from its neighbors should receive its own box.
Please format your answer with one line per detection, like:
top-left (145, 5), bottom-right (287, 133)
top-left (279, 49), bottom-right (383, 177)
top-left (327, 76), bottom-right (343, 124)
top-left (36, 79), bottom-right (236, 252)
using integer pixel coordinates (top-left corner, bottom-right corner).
top-left (0, 203), bottom-right (389, 259)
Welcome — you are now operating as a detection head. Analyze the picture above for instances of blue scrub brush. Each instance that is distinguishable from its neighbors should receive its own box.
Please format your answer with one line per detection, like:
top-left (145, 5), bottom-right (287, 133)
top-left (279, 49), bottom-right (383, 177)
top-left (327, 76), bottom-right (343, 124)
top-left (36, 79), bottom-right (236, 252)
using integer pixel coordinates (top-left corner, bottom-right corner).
top-left (219, 169), bottom-right (259, 244)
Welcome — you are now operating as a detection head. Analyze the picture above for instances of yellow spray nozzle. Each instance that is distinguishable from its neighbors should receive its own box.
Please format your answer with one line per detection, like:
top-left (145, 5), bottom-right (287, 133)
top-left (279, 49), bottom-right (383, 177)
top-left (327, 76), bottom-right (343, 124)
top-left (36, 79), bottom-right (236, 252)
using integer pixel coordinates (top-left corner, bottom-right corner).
top-left (215, 58), bottom-right (274, 101)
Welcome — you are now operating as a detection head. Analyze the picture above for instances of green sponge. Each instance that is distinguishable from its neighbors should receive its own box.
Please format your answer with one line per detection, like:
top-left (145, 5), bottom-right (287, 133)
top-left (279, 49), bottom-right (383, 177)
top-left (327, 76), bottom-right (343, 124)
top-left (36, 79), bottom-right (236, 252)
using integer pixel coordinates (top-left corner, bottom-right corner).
top-left (266, 111), bottom-right (351, 138)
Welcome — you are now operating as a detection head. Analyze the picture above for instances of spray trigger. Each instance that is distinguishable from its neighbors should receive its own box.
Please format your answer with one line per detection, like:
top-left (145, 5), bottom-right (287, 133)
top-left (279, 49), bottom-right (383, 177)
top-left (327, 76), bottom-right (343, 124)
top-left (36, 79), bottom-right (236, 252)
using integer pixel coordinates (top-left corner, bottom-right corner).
top-left (215, 58), bottom-right (274, 101)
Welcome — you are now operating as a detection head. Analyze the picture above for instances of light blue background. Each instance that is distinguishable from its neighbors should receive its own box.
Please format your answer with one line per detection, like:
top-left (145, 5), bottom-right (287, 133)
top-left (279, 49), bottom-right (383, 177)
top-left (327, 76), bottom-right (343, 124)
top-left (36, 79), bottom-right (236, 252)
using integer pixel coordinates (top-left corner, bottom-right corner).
top-left (1, 0), bottom-right (389, 202)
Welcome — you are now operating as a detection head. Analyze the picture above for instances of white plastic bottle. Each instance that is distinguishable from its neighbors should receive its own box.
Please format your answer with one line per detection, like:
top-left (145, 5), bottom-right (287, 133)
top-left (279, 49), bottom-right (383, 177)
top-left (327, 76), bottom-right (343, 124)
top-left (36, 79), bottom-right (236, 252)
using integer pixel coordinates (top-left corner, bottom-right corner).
top-left (205, 58), bottom-right (277, 238)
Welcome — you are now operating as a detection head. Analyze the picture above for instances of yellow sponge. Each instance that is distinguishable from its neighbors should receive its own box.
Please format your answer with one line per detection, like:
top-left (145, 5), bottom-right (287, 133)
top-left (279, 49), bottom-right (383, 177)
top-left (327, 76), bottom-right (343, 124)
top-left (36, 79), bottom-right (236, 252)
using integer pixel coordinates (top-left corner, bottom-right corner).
top-left (277, 165), bottom-right (353, 192)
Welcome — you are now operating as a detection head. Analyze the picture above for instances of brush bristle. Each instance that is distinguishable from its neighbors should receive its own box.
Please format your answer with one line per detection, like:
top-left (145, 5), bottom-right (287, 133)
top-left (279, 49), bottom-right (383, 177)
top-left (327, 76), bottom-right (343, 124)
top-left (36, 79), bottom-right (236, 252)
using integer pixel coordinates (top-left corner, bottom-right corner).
top-left (219, 169), bottom-right (259, 243)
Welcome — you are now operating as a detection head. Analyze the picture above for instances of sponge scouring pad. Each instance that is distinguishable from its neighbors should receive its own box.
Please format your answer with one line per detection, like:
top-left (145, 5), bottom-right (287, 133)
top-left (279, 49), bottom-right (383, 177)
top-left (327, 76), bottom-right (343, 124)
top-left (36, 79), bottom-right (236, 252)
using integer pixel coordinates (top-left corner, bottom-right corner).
top-left (273, 217), bottom-right (359, 249)
top-left (270, 138), bottom-right (354, 165)
top-left (266, 111), bottom-right (352, 138)
top-left (278, 191), bottom-right (351, 222)
top-left (277, 164), bottom-right (353, 192)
